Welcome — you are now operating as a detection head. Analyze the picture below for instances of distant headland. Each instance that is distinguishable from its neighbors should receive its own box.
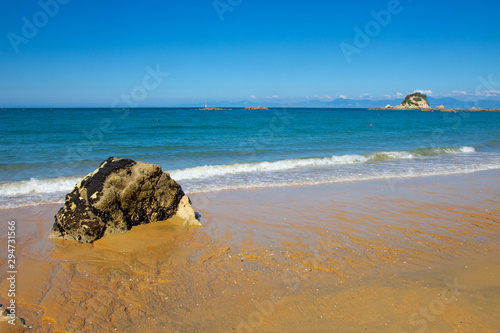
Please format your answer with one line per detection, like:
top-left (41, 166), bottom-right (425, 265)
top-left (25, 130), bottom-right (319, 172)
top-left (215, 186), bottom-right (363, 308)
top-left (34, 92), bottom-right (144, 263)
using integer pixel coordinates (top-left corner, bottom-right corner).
top-left (198, 106), bottom-right (269, 111)
top-left (199, 107), bottom-right (227, 110)
top-left (370, 92), bottom-right (500, 112)
top-left (243, 106), bottom-right (269, 110)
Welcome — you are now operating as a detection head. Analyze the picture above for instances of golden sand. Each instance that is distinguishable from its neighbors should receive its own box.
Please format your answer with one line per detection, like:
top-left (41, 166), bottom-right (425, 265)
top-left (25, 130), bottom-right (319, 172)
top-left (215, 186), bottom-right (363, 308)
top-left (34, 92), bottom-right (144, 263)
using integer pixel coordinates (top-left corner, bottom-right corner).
top-left (0, 171), bottom-right (499, 332)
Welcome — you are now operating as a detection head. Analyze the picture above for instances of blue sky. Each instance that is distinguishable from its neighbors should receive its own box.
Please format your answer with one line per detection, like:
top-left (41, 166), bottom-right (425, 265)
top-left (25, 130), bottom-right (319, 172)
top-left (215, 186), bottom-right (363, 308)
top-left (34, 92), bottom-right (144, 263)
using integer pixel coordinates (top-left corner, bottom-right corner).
top-left (1, 0), bottom-right (499, 107)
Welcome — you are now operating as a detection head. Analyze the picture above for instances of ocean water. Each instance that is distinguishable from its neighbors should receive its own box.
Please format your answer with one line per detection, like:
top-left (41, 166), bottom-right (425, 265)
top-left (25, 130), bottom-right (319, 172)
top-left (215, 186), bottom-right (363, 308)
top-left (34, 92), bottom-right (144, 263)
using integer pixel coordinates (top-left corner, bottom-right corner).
top-left (1, 108), bottom-right (499, 208)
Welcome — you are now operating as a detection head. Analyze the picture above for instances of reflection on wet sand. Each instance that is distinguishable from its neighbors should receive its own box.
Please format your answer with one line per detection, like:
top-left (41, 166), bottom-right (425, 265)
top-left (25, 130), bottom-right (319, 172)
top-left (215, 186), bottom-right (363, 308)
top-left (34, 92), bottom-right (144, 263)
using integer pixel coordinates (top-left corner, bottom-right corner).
top-left (0, 171), bottom-right (499, 332)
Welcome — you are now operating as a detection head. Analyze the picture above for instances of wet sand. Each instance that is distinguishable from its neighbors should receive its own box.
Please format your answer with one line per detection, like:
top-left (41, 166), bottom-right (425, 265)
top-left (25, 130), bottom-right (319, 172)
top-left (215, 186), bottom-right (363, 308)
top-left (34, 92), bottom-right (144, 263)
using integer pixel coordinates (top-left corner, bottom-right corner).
top-left (0, 170), bottom-right (499, 332)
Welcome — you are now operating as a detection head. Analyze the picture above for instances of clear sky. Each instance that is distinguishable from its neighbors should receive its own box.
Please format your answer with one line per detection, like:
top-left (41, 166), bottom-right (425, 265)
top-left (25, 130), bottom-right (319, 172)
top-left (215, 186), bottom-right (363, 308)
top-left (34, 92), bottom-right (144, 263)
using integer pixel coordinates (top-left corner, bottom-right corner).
top-left (1, 0), bottom-right (499, 107)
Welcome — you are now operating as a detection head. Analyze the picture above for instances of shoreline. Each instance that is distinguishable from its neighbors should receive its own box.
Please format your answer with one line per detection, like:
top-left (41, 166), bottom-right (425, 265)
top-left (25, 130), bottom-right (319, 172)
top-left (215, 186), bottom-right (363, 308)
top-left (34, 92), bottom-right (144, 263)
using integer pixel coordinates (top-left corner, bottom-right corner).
top-left (2, 168), bottom-right (499, 210)
top-left (0, 170), bottom-right (499, 332)
top-left (2, 166), bottom-right (500, 211)
top-left (186, 167), bottom-right (500, 195)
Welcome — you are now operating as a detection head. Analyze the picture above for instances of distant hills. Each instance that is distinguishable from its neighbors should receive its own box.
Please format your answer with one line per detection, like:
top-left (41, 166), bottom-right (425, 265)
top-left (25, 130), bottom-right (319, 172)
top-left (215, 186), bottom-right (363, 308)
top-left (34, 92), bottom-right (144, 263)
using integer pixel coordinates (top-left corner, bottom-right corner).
top-left (3, 96), bottom-right (499, 109)
top-left (174, 97), bottom-right (500, 109)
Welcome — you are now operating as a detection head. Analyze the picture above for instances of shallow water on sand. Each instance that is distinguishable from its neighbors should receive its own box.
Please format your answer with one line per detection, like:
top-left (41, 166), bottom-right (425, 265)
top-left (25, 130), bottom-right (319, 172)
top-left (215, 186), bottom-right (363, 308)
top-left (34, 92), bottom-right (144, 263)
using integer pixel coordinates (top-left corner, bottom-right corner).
top-left (0, 171), bottom-right (499, 332)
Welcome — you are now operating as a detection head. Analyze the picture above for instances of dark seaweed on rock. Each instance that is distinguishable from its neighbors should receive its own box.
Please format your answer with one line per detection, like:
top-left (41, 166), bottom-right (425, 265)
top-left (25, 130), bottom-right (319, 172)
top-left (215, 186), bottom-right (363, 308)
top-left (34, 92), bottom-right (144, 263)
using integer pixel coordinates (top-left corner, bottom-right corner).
top-left (83, 157), bottom-right (137, 203)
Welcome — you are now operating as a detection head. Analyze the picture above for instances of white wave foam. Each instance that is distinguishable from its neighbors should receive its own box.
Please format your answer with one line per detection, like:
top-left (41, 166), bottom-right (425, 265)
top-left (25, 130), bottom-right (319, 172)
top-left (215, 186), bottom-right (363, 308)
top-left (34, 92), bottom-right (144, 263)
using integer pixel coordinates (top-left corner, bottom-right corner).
top-left (170, 146), bottom-right (476, 181)
top-left (0, 177), bottom-right (81, 197)
top-left (459, 146), bottom-right (476, 153)
top-left (182, 161), bottom-right (500, 194)
top-left (169, 154), bottom-right (368, 180)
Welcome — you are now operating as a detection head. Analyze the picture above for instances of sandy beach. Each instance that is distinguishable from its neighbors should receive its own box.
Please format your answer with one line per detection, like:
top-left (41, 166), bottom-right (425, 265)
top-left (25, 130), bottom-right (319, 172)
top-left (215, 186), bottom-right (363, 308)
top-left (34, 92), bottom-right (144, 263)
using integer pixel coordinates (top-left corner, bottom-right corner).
top-left (2, 0), bottom-right (500, 332)
top-left (0, 170), bottom-right (499, 332)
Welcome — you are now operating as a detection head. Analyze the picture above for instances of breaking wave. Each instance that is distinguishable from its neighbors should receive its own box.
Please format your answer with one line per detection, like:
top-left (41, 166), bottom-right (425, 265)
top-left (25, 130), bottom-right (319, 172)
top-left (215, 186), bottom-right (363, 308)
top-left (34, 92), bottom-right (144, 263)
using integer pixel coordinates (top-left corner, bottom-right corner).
top-left (1, 145), bottom-right (498, 209)
top-left (169, 146), bottom-right (476, 180)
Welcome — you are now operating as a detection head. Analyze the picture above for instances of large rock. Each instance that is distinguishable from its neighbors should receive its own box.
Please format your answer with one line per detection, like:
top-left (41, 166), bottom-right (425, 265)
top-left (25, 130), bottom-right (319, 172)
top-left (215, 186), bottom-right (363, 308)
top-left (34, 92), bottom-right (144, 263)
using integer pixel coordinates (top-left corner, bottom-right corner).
top-left (50, 157), bottom-right (200, 243)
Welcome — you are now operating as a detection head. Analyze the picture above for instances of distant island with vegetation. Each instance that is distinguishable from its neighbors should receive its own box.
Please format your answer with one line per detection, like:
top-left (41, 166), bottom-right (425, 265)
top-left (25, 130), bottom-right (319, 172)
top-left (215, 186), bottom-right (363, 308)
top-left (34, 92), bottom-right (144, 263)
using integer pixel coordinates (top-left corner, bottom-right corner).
top-left (370, 92), bottom-right (500, 112)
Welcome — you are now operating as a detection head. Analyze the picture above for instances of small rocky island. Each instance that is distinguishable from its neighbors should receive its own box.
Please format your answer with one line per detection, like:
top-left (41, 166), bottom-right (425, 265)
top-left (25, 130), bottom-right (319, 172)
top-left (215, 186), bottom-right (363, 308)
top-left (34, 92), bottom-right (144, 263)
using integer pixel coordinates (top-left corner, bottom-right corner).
top-left (50, 157), bottom-right (200, 243)
top-left (398, 93), bottom-right (431, 110)
top-left (371, 92), bottom-right (500, 112)
top-left (382, 92), bottom-right (432, 111)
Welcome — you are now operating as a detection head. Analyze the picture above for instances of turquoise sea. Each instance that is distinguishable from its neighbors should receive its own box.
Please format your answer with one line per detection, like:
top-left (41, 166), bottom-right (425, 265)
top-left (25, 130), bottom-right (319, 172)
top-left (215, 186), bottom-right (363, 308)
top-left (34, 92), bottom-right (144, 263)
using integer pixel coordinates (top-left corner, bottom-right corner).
top-left (1, 108), bottom-right (500, 208)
